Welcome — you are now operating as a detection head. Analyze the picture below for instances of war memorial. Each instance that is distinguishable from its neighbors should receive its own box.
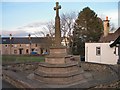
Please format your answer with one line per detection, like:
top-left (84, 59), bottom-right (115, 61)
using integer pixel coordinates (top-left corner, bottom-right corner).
top-left (2, 2), bottom-right (119, 88)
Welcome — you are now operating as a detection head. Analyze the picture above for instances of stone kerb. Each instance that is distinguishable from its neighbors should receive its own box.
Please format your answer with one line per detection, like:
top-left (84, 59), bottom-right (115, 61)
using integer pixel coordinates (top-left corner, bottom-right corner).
top-left (34, 72), bottom-right (85, 85)
top-left (35, 62), bottom-right (79, 74)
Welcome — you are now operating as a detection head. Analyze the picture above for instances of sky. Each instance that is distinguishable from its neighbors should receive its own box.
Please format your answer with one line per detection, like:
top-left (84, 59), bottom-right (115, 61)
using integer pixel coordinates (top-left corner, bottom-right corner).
top-left (0, 0), bottom-right (120, 37)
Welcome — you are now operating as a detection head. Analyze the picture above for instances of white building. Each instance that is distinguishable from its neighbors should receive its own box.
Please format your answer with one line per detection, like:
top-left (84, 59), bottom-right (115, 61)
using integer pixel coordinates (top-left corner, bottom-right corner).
top-left (85, 43), bottom-right (119, 65)
top-left (61, 37), bottom-right (69, 47)
top-left (85, 16), bottom-right (120, 65)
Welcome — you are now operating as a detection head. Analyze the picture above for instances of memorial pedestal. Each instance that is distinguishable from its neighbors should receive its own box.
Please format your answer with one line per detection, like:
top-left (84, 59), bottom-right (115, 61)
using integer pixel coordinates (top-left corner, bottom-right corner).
top-left (34, 47), bottom-right (85, 84)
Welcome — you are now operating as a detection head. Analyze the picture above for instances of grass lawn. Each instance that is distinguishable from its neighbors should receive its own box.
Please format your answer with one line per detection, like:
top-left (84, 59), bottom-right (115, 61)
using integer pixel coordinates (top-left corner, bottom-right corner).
top-left (2, 55), bottom-right (45, 63)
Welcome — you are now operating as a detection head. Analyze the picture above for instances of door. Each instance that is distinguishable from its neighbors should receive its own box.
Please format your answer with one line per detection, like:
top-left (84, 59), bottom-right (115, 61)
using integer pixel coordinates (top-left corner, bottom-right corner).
top-left (19, 48), bottom-right (23, 55)
top-left (40, 48), bottom-right (43, 54)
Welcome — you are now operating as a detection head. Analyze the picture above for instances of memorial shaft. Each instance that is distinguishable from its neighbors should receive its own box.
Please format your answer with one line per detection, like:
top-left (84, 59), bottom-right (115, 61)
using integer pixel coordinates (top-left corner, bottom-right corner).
top-left (54, 2), bottom-right (61, 46)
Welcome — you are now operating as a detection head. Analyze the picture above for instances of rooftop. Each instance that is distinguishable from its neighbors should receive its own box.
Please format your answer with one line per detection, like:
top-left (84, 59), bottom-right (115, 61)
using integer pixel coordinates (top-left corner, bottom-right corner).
top-left (99, 27), bottom-right (120, 42)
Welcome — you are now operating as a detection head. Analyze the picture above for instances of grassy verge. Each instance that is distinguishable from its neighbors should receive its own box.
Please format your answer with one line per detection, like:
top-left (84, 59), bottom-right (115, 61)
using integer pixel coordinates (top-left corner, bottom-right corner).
top-left (2, 55), bottom-right (45, 63)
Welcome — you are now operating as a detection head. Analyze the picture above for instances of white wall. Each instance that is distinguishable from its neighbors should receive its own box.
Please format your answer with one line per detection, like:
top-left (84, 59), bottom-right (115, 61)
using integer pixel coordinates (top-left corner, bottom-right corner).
top-left (85, 43), bottom-right (119, 65)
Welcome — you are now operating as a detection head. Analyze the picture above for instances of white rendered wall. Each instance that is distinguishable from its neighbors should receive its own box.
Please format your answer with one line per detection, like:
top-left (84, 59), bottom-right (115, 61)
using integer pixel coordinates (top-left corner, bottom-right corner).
top-left (85, 43), bottom-right (118, 65)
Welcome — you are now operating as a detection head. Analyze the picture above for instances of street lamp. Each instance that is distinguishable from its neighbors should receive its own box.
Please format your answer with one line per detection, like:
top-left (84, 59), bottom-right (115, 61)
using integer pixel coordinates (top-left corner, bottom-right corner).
top-left (9, 34), bottom-right (12, 55)
top-left (28, 34), bottom-right (31, 55)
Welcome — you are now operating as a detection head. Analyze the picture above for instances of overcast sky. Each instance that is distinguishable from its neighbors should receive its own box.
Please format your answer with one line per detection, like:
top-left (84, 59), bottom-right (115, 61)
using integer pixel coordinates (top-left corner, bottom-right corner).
top-left (0, 0), bottom-right (120, 37)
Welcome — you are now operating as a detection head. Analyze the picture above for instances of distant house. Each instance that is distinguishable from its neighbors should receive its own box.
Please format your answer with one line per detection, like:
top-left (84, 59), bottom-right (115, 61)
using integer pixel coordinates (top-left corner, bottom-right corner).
top-left (61, 37), bottom-right (69, 47)
top-left (0, 37), bottom-right (52, 55)
top-left (0, 36), bottom-right (69, 55)
top-left (85, 16), bottom-right (120, 65)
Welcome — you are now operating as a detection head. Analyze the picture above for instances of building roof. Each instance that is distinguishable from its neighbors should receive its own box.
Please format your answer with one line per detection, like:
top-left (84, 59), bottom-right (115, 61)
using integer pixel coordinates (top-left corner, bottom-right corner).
top-left (99, 27), bottom-right (120, 42)
top-left (1, 37), bottom-right (52, 44)
top-left (110, 36), bottom-right (120, 47)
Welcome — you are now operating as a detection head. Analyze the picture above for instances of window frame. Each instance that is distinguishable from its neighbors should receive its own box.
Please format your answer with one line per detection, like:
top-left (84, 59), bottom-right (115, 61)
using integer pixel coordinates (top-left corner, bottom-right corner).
top-left (96, 47), bottom-right (101, 56)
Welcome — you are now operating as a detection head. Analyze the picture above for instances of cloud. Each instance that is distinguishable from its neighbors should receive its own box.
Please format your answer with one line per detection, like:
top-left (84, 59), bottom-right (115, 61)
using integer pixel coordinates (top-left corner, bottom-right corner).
top-left (2, 30), bottom-right (29, 37)
top-left (2, 22), bottom-right (49, 37)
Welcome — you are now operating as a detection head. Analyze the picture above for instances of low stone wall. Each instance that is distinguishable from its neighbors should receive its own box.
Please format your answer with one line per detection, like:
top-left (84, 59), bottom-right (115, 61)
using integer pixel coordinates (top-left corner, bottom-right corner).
top-left (3, 61), bottom-right (119, 77)
top-left (93, 80), bottom-right (120, 88)
top-left (80, 62), bottom-right (119, 88)
top-left (3, 62), bottom-right (39, 72)
top-left (3, 61), bottom-right (119, 76)
top-left (81, 62), bottom-right (118, 73)
top-left (2, 61), bottom-right (120, 88)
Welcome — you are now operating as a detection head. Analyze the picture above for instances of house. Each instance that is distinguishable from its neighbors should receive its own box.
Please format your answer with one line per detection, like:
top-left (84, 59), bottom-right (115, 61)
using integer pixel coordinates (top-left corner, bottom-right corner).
top-left (85, 43), bottom-right (118, 64)
top-left (0, 35), bottom-right (69, 55)
top-left (0, 37), bottom-right (52, 55)
top-left (85, 16), bottom-right (120, 65)
top-left (61, 37), bottom-right (69, 47)
top-left (110, 36), bottom-right (120, 64)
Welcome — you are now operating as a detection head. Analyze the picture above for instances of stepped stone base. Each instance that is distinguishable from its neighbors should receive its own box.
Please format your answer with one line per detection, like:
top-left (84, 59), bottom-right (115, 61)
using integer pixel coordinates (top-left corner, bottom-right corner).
top-left (34, 46), bottom-right (85, 85)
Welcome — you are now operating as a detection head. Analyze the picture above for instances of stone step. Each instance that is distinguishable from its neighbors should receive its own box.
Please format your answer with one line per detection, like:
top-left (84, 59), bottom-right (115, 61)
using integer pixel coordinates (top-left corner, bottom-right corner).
top-left (38, 62), bottom-right (79, 68)
top-left (34, 70), bottom-right (83, 78)
top-left (34, 71), bottom-right (85, 85)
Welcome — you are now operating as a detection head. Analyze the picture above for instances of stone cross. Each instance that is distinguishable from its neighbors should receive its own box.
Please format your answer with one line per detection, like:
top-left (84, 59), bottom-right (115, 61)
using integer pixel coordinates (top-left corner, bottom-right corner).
top-left (54, 2), bottom-right (61, 46)
top-left (54, 2), bottom-right (61, 17)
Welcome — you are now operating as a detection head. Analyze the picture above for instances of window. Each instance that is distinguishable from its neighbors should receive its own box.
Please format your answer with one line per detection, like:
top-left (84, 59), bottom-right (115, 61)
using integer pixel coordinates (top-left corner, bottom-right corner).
top-left (3, 39), bottom-right (6, 42)
top-left (96, 47), bottom-right (101, 56)
top-left (26, 44), bottom-right (29, 47)
top-left (14, 45), bottom-right (17, 48)
top-left (14, 50), bottom-right (17, 54)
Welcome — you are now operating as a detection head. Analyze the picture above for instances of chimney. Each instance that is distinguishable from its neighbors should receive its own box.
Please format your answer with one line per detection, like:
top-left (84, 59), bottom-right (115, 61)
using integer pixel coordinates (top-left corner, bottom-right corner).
top-left (103, 16), bottom-right (110, 37)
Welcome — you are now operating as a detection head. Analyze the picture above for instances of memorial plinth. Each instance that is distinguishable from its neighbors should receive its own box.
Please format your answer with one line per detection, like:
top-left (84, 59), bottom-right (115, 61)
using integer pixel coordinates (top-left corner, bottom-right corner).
top-left (34, 45), bottom-right (86, 84)
top-left (34, 2), bottom-right (86, 85)
top-left (34, 47), bottom-right (85, 84)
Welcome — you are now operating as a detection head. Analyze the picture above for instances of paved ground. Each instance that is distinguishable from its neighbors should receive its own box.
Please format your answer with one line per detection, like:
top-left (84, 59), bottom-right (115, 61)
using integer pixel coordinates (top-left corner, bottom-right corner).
top-left (2, 80), bottom-right (16, 88)
top-left (2, 62), bottom-right (120, 88)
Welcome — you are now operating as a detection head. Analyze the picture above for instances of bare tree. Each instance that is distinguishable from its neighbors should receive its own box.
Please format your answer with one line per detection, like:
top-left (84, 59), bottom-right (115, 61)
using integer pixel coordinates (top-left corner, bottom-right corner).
top-left (46, 21), bottom-right (55, 37)
top-left (60, 12), bottom-right (76, 37)
top-left (60, 12), bottom-right (77, 51)
top-left (44, 12), bottom-right (76, 38)
top-left (34, 31), bottom-right (46, 37)
top-left (42, 12), bottom-right (77, 53)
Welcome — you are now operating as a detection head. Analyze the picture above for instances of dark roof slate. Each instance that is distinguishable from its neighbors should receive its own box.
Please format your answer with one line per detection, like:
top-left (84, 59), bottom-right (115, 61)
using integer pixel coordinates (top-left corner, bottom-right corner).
top-left (110, 36), bottom-right (120, 47)
top-left (1, 37), bottom-right (50, 44)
